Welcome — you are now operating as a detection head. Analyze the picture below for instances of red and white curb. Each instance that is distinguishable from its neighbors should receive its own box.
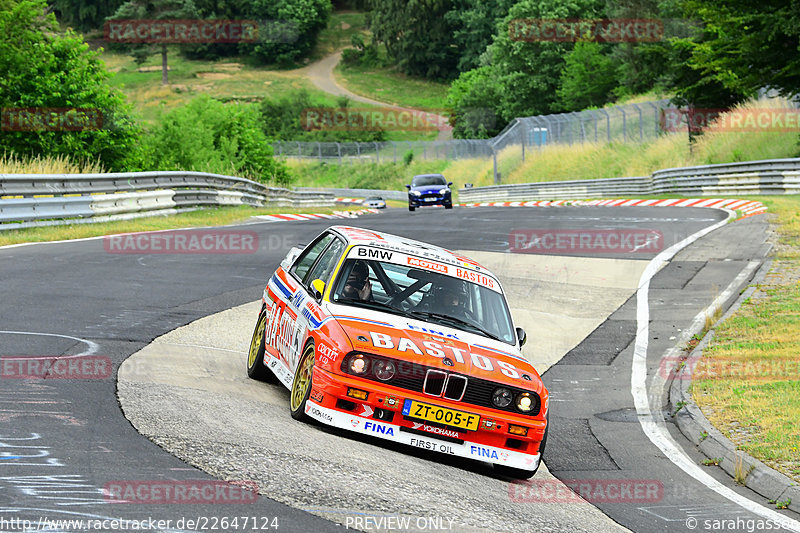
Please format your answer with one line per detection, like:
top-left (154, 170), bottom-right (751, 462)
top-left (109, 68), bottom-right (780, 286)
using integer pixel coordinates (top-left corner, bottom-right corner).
top-left (458, 198), bottom-right (767, 218)
top-left (252, 208), bottom-right (379, 223)
top-left (333, 197), bottom-right (364, 204)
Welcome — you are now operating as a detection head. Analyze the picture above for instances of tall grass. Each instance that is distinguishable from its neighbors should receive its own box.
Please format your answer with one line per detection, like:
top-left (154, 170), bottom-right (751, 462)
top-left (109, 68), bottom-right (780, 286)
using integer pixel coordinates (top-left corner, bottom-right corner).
top-left (482, 98), bottom-right (800, 187)
top-left (0, 153), bottom-right (105, 174)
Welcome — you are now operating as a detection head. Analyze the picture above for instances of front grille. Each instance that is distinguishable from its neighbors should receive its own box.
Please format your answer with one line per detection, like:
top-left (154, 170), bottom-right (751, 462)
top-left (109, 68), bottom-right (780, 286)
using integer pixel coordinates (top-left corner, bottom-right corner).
top-left (341, 352), bottom-right (540, 417)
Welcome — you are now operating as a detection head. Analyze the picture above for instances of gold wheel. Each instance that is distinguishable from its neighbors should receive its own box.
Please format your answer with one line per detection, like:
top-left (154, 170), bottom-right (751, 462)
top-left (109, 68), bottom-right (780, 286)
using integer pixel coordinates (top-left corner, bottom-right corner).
top-left (290, 344), bottom-right (315, 418)
top-left (247, 310), bottom-right (273, 381)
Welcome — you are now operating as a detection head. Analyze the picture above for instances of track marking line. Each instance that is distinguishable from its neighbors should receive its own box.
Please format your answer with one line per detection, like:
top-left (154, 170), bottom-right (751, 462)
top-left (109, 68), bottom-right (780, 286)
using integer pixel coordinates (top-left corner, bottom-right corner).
top-left (630, 211), bottom-right (800, 531)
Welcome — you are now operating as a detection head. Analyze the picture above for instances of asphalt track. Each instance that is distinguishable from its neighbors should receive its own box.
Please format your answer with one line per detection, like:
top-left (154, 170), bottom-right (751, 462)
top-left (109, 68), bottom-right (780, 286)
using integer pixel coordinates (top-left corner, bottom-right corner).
top-left (1, 206), bottom-right (796, 532)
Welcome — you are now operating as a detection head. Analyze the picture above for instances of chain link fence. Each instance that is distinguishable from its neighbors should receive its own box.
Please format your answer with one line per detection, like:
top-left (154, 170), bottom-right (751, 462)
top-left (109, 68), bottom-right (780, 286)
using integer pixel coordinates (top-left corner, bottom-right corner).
top-left (272, 99), bottom-right (675, 167)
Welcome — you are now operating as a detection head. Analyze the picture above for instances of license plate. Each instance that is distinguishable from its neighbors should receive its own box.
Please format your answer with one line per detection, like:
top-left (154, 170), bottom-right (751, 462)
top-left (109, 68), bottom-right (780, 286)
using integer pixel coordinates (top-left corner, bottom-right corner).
top-left (402, 400), bottom-right (480, 431)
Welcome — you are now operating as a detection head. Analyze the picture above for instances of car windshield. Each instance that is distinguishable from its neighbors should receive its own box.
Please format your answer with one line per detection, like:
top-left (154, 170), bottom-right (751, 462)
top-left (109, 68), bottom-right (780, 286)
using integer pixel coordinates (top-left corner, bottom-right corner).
top-left (331, 256), bottom-right (516, 345)
top-left (412, 175), bottom-right (446, 187)
top-left (365, 197), bottom-right (383, 201)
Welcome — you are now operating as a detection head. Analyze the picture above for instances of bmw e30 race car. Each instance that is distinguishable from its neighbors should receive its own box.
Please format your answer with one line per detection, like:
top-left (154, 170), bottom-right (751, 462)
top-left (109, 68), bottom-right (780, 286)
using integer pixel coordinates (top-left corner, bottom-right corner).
top-left (247, 226), bottom-right (549, 478)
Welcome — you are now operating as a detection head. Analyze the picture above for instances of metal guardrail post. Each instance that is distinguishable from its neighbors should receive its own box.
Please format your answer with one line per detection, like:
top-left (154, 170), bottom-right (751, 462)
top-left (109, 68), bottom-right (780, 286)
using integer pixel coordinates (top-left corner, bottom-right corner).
top-left (599, 109), bottom-right (610, 143)
top-left (647, 102), bottom-right (659, 137)
top-left (375, 142), bottom-right (379, 163)
top-left (337, 142), bottom-right (342, 164)
top-left (632, 104), bottom-right (643, 142)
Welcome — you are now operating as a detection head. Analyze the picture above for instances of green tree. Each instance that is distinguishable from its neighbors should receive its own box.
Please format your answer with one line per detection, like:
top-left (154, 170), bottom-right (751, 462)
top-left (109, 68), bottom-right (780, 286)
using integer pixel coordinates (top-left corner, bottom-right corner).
top-left (445, 66), bottom-right (502, 138)
top-left (368, 0), bottom-right (460, 80)
top-left (446, 0), bottom-right (603, 133)
top-left (680, 0), bottom-right (800, 99)
top-left (0, 0), bottom-right (141, 170)
top-left (444, 0), bottom-right (515, 73)
top-left (239, 0), bottom-right (331, 66)
top-left (144, 95), bottom-right (290, 185)
top-left (108, 0), bottom-right (200, 85)
top-left (557, 41), bottom-right (617, 110)
top-left (50, 0), bottom-right (126, 31)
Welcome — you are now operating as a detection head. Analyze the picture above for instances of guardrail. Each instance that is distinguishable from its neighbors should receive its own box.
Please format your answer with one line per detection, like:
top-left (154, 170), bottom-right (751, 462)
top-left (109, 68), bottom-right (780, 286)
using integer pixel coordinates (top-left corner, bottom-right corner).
top-left (0, 171), bottom-right (334, 230)
top-left (294, 187), bottom-right (407, 201)
top-left (458, 158), bottom-right (800, 202)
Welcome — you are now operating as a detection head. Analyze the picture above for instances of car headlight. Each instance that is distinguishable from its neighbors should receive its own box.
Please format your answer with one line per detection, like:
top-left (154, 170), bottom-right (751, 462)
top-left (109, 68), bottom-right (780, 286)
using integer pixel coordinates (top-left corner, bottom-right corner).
top-left (373, 360), bottom-right (396, 381)
top-left (492, 387), bottom-right (513, 408)
top-left (348, 354), bottom-right (369, 375)
top-left (439, 188), bottom-right (450, 195)
top-left (516, 392), bottom-right (534, 413)
top-left (410, 190), bottom-right (421, 196)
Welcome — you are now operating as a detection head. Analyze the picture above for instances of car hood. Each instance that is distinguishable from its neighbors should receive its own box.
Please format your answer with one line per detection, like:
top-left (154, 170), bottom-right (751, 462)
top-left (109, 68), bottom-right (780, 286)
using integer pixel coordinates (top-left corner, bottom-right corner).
top-left (411, 185), bottom-right (448, 194)
top-left (325, 302), bottom-right (543, 390)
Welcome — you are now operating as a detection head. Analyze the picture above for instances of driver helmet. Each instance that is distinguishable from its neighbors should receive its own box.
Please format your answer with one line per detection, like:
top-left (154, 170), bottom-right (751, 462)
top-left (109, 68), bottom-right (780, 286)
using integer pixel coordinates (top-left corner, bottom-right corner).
top-left (342, 261), bottom-right (369, 299)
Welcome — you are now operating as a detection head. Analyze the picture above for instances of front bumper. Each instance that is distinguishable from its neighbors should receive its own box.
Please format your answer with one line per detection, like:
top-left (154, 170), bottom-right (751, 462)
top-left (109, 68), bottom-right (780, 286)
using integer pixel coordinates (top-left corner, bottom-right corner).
top-left (306, 367), bottom-right (545, 472)
top-left (408, 193), bottom-right (451, 207)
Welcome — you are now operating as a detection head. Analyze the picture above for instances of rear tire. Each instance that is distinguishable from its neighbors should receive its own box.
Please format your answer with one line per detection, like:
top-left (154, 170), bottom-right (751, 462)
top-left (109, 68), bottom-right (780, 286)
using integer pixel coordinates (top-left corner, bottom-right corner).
top-left (247, 309), bottom-right (275, 381)
top-left (290, 342), bottom-right (316, 421)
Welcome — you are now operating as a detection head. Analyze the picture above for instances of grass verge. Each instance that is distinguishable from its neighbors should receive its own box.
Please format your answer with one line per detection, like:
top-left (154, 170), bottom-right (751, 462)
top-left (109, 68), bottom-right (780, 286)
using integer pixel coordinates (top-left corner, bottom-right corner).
top-left (335, 62), bottom-right (450, 111)
top-left (691, 195), bottom-right (800, 483)
top-left (102, 47), bottom-right (342, 125)
top-left (0, 205), bottom-right (368, 247)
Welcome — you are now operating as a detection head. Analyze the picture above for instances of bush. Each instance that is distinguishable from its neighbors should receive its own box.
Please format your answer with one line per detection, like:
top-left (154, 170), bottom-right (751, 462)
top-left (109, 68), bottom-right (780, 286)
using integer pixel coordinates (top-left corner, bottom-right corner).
top-left (143, 95), bottom-right (290, 185)
top-left (557, 42), bottom-right (618, 110)
top-left (341, 33), bottom-right (380, 67)
top-left (0, 0), bottom-right (142, 171)
top-left (445, 66), bottom-right (502, 139)
top-left (239, 0), bottom-right (331, 66)
top-left (260, 90), bottom-right (386, 142)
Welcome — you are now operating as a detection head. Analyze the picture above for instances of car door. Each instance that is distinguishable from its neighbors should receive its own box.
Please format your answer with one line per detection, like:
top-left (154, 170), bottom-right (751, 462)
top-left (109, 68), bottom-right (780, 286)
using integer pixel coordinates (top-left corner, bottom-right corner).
top-left (264, 232), bottom-right (336, 369)
top-left (283, 234), bottom-right (347, 373)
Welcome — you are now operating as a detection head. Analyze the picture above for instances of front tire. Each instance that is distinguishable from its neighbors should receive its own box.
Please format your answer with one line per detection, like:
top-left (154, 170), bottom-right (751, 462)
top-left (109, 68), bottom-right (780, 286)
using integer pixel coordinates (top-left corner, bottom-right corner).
top-left (444, 202), bottom-right (453, 210)
top-left (408, 205), bottom-right (415, 212)
top-left (290, 342), bottom-right (316, 420)
top-left (247, 309), bottom-right (274, 381)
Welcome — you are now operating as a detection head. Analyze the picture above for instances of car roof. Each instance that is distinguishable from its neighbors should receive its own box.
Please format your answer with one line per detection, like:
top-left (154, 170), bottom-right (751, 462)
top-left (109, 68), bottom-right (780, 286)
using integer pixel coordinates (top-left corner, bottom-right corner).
top-left (329, 225), bottom-right (491, 274)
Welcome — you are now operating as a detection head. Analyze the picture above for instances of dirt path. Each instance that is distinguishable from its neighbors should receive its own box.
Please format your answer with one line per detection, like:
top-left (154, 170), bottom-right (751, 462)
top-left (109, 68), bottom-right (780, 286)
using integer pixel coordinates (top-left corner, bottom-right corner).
top-left (303, 51), bottom-right (453, 141)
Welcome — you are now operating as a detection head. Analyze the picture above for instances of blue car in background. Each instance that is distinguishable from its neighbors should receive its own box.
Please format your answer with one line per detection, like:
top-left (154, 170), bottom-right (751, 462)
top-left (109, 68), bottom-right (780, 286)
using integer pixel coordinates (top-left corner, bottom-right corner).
top-left (406, 173), bottom-right (453, 212)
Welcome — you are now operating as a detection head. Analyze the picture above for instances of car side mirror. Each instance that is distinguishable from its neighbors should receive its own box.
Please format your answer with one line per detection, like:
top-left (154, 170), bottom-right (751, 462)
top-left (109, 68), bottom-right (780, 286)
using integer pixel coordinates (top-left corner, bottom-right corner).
top-left (405, 184), bottom-right (411, 189)
top-left (311, 279), bottom-right (325, 301)
top-left (447, 181), bottom-right (453, 186)
top-left (516, 327), bottom-right (527, 348)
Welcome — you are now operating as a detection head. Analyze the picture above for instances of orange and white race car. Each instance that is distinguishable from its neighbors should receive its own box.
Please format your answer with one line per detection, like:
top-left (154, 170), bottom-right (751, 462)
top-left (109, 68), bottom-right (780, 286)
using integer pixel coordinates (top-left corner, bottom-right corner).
top-left (247, 226), bottom-right (549, 478)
